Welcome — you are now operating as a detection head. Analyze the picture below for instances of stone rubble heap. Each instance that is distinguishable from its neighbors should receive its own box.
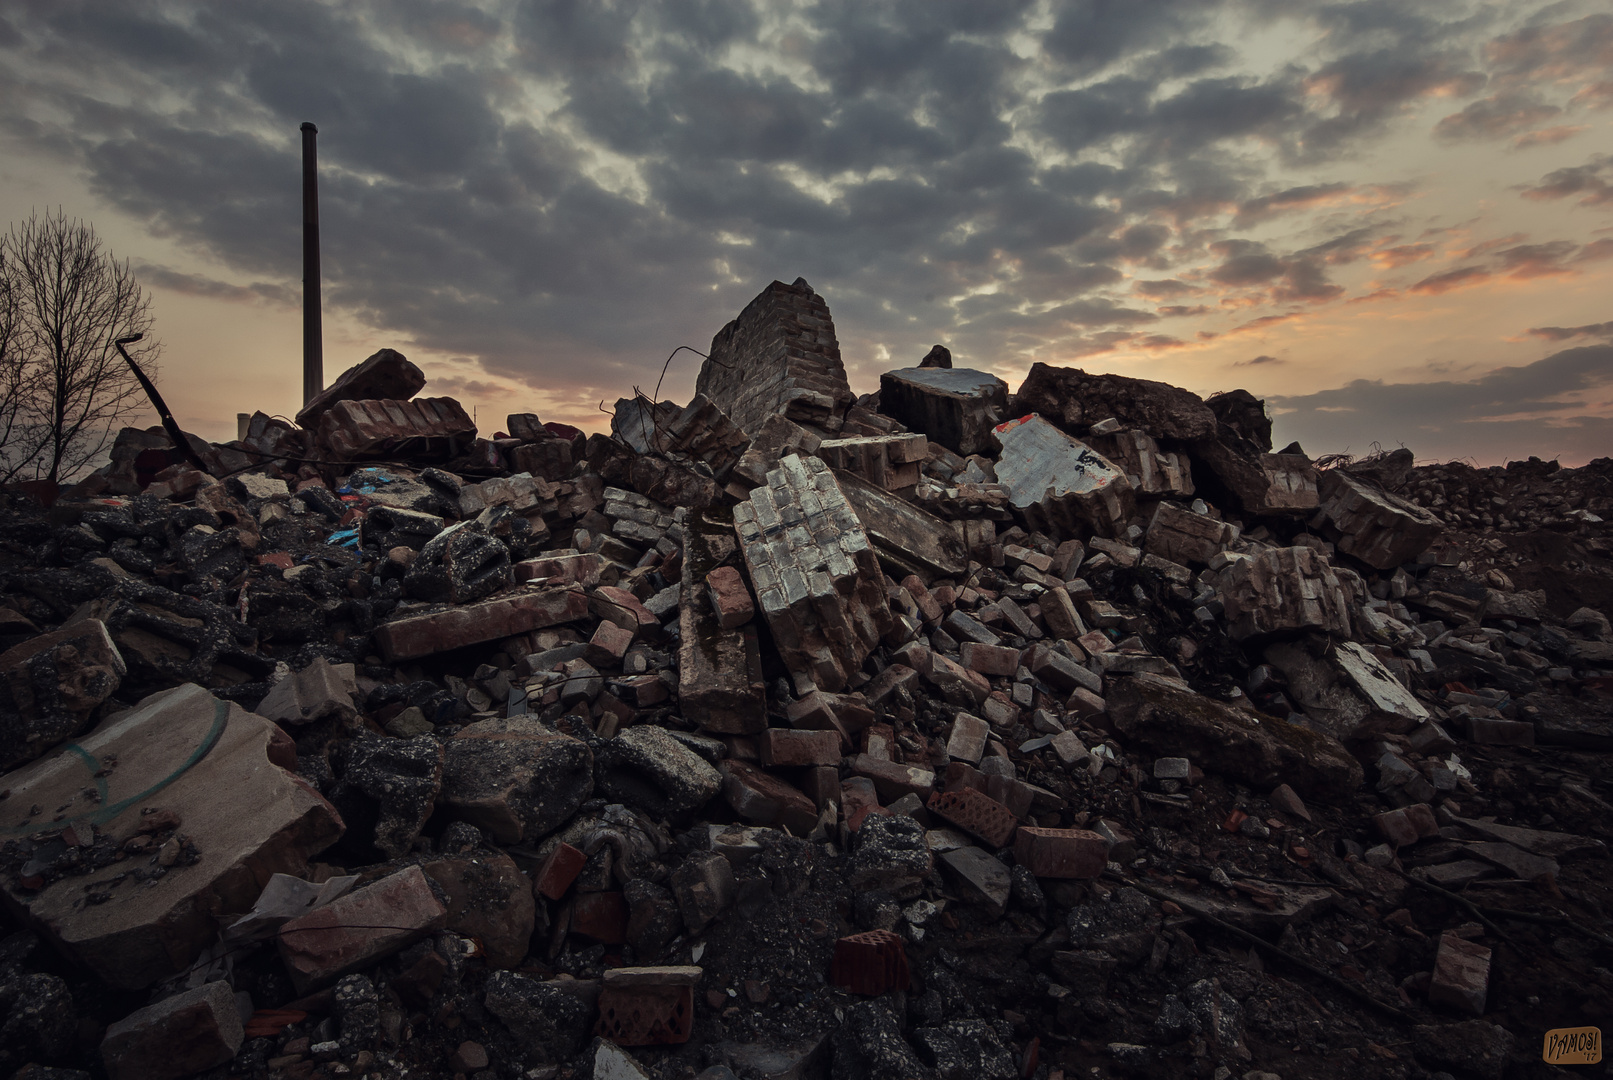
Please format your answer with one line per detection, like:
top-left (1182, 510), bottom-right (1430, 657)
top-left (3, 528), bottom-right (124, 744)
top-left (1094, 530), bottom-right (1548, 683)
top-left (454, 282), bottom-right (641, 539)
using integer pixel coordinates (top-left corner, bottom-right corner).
top-left (1, 277), bottom-right (1611, 1080)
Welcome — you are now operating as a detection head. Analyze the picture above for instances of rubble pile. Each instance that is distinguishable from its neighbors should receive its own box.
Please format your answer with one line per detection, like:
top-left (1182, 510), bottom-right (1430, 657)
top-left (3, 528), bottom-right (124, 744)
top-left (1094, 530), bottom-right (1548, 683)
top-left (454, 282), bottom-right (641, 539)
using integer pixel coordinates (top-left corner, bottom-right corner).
top-left (1, 277), bottom-right (1611, 1080)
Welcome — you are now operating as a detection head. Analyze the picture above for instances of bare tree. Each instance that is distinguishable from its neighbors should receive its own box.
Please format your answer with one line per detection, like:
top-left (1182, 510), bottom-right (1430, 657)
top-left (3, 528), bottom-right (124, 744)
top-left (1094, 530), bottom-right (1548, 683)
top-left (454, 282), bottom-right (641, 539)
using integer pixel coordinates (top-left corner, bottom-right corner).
top-left (0, 210), bottom-right (159, 485)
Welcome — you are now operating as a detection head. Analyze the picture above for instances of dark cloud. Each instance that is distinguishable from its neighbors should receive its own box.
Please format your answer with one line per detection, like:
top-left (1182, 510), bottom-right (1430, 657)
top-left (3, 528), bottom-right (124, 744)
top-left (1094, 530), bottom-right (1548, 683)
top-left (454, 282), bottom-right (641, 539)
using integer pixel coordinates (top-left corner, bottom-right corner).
top-left (1527, 321), bottom-right (1613, 342)
top-left (1271, 344), bottom-right (1613, 464)
top-left (1237, 354), bottom-right (1284, 366)
top-left (1521, 155), bottom-right (1613, 207)
top-left (0, 0), bottom-right (1606, 457)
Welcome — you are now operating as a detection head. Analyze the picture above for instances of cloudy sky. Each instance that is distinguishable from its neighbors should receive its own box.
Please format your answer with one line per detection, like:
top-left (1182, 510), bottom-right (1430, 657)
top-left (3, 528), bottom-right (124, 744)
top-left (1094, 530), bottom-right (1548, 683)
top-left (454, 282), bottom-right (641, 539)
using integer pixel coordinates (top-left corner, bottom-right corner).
top-left (2, 0), bottom-right (1611, 464)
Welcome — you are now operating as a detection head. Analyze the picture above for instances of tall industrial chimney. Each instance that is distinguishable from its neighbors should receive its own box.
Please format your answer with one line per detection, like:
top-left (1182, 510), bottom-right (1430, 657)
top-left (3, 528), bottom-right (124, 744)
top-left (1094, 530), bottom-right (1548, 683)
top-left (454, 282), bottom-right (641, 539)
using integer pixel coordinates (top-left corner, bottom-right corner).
top-left (301, 122), bottom-right (323, 405)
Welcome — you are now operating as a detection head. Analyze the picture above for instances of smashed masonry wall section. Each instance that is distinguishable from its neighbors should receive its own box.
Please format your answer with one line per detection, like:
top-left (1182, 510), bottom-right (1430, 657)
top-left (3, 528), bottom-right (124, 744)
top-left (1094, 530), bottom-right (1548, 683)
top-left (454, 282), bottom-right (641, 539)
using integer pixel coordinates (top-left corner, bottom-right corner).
top-left (732, 454), bottom-right (890, 692)
top-left (695, 278), bottom-right (855, 436)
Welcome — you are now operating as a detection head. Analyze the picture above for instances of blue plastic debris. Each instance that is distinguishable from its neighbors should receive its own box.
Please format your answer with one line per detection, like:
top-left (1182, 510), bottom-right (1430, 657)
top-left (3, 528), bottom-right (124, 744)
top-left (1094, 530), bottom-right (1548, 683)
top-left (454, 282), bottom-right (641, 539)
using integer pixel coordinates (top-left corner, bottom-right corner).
top-left (327, 527), bottom-right (361, 548)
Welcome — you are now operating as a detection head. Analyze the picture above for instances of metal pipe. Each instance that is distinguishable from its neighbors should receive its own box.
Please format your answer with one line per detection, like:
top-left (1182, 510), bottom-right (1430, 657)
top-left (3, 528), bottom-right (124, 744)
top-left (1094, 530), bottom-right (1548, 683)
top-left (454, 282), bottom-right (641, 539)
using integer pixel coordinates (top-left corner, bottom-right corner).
top-left (301, 121), bottom-right (323, 405)
top-left (113, 334), bottom-right (210, 474)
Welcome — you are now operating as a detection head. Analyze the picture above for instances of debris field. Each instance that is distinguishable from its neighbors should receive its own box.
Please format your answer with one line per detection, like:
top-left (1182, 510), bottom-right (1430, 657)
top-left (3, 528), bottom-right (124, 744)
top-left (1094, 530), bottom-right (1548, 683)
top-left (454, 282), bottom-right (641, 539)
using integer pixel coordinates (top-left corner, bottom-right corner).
top-left (2, 276), bottom-right (1612, 1080)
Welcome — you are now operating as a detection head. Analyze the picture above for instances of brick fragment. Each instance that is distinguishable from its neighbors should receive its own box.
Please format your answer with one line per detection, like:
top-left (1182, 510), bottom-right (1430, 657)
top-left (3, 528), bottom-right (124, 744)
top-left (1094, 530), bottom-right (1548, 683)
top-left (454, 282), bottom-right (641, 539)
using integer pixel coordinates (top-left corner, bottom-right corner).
top-left (596, 967), bottom-right (701, 1046)
top-left (101, 981), bottom-right (244, 1080)
top-left (758, 728), bottom-right (843, 767)
top-left (534, 841), bottom-right (587, 901)
top-left (945, 713), bottom-right (990, 764)
top-left (375, 586), bottom-right (588, 661)
top-left (584, 620), bottom-right (635, 668)
top-left (571, 891), bottom-right (629, 944)
top-left (1012, 827), bottom-right (1109, 879)
top-left (841, 776), bottom-right (888, 832)
top-left (960, 641), bottom-right (1022, 677)
top-left (1429, 931), bottom-right (1491, 1016)
top-left (926, 788), bottom-right (1019, 848)
top-left (849, 754), bottom-right (936, 802)
top-left (1375, 803), bottom-right (1440, 847)
top-left (721, 759), bottom-right (820, 833)
top-left (278, 866), bottom-right (448, 993)
top-left (830, 929), bottom-right (911, 995)
top-left (705, 565), bottom-right (755, 629)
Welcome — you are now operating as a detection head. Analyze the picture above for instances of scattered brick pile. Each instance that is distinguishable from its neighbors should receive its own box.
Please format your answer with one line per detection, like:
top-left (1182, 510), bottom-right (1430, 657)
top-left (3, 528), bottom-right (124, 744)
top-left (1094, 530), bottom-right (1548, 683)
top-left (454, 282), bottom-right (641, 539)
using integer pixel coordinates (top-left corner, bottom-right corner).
top-left (0, 277), bottom-right (1611, 1080)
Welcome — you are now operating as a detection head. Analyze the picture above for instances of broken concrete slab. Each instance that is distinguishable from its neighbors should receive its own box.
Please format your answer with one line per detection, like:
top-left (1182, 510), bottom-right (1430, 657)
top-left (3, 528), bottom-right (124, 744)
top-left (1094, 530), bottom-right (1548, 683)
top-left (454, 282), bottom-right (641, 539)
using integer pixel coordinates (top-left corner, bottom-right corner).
top-left (1107, 673), bottom-right (1363, 801)
top-left (877, 367), bottom-right (1009, 457)
top-left (439, 717), bottom-right (594, 845)
top-left (0, 618), bottom-right (126, 769)
top-left (295, 348), bottom-right (425, 427)
top-left (374, 585), bottom-right (589, 661)
top-left (991, 414), bottom-right (1134, 538)
top-left (733, 455), bottom-right (891, 692)
top-left (596, 725), bottom-right (723, 817)
top-left (939, 846), bottom-right (1013, 916)
top-left (0, 683), bottom-right (344, 988)
top-left (1316, 470), bottom-right (1444, 570)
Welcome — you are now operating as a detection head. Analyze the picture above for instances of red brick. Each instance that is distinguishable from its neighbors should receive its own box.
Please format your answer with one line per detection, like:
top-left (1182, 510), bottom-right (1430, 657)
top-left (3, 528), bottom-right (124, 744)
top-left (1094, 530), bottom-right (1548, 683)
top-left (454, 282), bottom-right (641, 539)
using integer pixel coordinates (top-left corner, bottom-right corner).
top-left (705, 565), bottom-right (755, 629)
top-left (943, 761), bottom-right (988, 794)
top-left (926, 788), bottom-right (1018, 848)
top-left (596, 982), bottom-right (695, 1046)
top-left (375, 586), bottom-right (589, 661)
top-left (1375, 803), bottom-right (1439, 847)
top-left (960, 641), bottom-right (1022, 677)
top-left (1013, 827), bottom-right (1109, 879)
top-left (591, 586), bottom-right (660, 637)
top-left (757, 728), bottom-right (843, 766)
top-left (802, 765), bottom-right (841, 811)
top-left (513, 552), bottom-right (602, 587)
top-left (848, 754), bottom-right (936, 802)
top-left (571, 891), bottom-right (629, 944)
top-left (1429, 931), bottom-right (1491, 1015)
top-left (721, 760), bottom-right (819, 834)
top-left (584, 620), bottom-right (635, 667)
top-left (785, 691), bottom-right (852, 745)
top-left (841, 776), bottom-right (887, 831)
top-left (830, 930), bottom-right (911, 995)
top-left (619, 674), bottom-right (669, 707)
top-left (533, 841), bottom-right (587, 900)
top-left (277, 866), bottom-right (447, 993)
top-left (899, 575), bottom-right (944, 624)
top-left (866, 662), bottom-right (920, 710)
top-left (258, 552), bottom-right (294, 570)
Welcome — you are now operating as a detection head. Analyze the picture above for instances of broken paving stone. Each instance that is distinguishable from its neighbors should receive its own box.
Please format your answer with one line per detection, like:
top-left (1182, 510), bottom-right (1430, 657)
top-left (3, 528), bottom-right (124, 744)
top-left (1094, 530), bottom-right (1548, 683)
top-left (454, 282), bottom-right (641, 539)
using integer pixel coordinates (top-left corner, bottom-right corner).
top-left (835, 466), bottom-right (970, 582)
top-left (376, 584), bottom-right (588, 661)
top-left (0, 617), bottom-right (125, 770)
top-left (596, 725), bottom-right (723, 817)
top-left (438, 717), bottom-right (593, 845)
top-left (944, 712), bottom-right (989, 764)
top-left (0, 683), bottom-right (342, 989)
top-left (1466, 841), bottom-right (1559, 882)
top-left (877, 367), bottom-right (1009, 457)
top-left (100, 980), bottom-right (244, 1080)
top-left (278, 865), bottom-right (447, 994)
top-left (939, 846), bottom-right (1012, 916)
top-left (255, 656), bottom-right (357, 726)
top-left (992, 414), bottom-right (1135, 538)
top-left (1447, 816), bottom-right (1605, 860)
